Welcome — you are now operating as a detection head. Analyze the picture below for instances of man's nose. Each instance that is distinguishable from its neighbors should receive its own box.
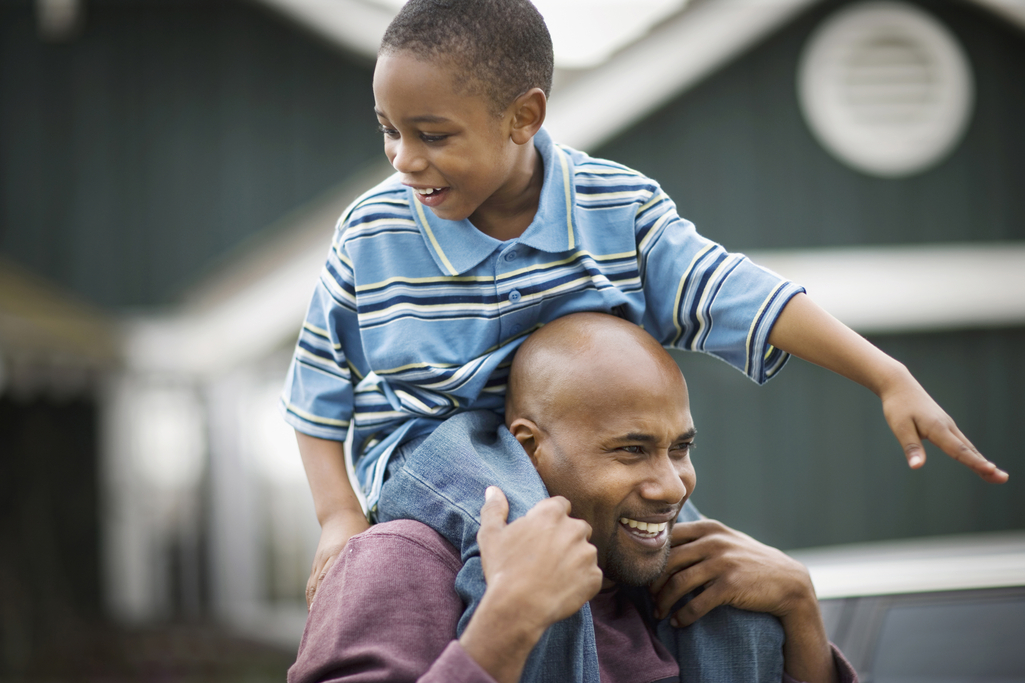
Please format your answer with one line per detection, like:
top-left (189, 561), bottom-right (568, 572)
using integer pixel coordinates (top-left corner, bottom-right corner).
top-left (641, 454), bottom-right (688, 505)
top-left (389, 140), bottom-right (428, 174)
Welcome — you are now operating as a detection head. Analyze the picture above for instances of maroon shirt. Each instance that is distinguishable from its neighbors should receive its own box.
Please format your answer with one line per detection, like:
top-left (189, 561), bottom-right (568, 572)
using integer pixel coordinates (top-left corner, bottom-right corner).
top-left (289, 520), bottom-right (857, 683)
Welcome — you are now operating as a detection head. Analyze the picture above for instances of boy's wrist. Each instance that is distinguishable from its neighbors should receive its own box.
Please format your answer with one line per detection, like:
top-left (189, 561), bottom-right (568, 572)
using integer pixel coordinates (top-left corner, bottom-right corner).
top-left (321, 506), bottom-right (370, 534)
top-left (869, 359), bottom-right (913, 398)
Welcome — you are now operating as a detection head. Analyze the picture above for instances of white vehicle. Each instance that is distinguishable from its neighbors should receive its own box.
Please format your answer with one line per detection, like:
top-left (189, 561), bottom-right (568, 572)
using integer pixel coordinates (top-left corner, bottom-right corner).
top-left (790, 531), bottom-right (1025, 683)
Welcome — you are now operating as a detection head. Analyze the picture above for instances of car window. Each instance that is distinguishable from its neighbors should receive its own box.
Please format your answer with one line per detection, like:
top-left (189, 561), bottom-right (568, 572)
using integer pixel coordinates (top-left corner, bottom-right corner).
top-left (871, 595), bottom-right (1025, 682)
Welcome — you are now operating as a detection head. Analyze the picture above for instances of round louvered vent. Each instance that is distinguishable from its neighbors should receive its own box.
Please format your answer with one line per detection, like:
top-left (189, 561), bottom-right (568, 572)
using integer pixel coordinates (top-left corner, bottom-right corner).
top-left (798, 1), bottom-right (974, 177)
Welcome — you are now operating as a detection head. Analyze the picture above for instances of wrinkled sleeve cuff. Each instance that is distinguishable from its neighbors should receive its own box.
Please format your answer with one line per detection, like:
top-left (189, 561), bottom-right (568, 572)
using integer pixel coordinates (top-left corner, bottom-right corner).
top-left (418, 641), bottom-right (500, 683)
top-left (781, 643), bottom-right (859, 683)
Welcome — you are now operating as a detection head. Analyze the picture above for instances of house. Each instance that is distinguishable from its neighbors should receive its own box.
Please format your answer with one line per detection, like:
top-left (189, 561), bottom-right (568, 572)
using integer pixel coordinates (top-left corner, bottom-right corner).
top-left (1, 0), bottom-right (1022, 649)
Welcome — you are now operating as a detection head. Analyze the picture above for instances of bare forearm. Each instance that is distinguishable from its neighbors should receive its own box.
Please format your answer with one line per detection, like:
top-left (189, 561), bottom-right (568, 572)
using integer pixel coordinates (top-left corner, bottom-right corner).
top-left (768, 292), bottom-right (907, 396)
top-left (780, 600), bottom-right (838, 683)
top-left (296, 431), bottom-right (368, 529)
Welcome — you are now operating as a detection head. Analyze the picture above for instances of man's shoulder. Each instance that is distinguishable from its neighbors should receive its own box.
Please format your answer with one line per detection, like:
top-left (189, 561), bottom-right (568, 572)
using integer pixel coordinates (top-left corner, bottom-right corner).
top-left (350, 519), bottom-right (462, 574)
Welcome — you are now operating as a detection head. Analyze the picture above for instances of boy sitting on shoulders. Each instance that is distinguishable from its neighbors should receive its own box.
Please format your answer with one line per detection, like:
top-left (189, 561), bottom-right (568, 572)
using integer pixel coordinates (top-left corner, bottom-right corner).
top-left (282, 1), bottom-right (1004, 680)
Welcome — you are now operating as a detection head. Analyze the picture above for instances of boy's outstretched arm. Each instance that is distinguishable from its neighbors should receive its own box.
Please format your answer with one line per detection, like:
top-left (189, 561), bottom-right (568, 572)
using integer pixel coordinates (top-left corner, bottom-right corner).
top-left (295, 431), bottom-right (371, 608)
top-left (768, 293), bottom-right (1008, 483)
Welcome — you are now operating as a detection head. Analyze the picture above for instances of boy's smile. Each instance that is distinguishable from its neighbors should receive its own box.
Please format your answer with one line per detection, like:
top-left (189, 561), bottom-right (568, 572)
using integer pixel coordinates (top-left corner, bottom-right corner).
top-left (372, 51), bottom-right (545, 241)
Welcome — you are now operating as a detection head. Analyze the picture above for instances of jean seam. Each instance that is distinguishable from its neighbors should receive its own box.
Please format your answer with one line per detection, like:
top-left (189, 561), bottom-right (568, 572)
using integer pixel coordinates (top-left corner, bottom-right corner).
top-left (400, 464), bottom-right (483, 531)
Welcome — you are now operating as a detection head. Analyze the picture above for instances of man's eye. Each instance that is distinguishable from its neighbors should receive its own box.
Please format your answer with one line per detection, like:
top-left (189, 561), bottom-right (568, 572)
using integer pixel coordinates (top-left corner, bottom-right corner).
top-left (673, 442), bottom-right (694, 455)
top-left (620, 445), bottom-right (644, 455)
top-left (377, 124), bottom-right (399, 138)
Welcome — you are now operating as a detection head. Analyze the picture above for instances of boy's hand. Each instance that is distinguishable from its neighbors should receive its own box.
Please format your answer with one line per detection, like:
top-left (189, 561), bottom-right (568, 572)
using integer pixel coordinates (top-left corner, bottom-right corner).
top-left (649, 519), bottom-right (814, 627)
top-left (650, 520), bottom-right (837, 683)
top-left (879, 370), bottom-right (1008, 484)
top-left (307, 513), bottom-right (370, 608)
top-left (295, 432), bottom-right (373, 608)
top-left (459, 487), bottom-right (603, 683)
top-left (476, 487), bottom-right (602, 632)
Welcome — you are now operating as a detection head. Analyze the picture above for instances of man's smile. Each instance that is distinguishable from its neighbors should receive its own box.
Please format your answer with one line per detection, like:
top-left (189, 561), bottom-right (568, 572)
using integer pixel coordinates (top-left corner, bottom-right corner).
top-left (618, 515), bottom-right (672, 548)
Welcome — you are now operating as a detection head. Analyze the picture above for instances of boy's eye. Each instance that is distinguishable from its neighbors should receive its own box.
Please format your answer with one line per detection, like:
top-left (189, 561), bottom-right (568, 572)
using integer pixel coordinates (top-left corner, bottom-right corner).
top-left (377, 124), bottom-right (399, 138)
top-left (420, 133), bottom-right (448, 144)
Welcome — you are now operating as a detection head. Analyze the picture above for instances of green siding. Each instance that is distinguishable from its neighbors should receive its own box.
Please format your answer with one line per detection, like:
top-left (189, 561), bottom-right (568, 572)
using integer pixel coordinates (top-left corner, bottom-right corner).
top-left (678, 328), bottom-right (1025, 550)
top-left (596, 0), bottom-right (1025, 250)
top-left (0, 0), bottom-right (381, 307)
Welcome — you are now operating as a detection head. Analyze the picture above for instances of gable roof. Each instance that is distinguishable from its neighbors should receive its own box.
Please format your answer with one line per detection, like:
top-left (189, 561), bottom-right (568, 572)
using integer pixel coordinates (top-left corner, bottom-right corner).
top-left (0, 257), bottom-right (116, 398)
top-left (255, 0), bottom-right (1025, 152)
top-left (121, 0), bottom-right (1025, 375)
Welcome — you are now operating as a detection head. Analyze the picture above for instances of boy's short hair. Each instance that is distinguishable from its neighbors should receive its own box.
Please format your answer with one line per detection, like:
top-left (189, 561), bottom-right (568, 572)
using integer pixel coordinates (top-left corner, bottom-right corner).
top-left (380, 0), bottom-right (554, 115)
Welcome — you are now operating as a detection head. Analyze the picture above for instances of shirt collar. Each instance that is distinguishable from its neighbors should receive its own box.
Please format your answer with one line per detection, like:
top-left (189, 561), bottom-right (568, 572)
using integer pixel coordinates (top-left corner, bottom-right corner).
top-left (410, 127), bottom-right (579, 276)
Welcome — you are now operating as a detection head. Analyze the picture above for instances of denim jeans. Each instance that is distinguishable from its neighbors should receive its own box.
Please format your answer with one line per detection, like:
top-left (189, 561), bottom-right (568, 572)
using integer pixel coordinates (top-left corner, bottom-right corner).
top-left (377, 410), bottom-right (784, 683)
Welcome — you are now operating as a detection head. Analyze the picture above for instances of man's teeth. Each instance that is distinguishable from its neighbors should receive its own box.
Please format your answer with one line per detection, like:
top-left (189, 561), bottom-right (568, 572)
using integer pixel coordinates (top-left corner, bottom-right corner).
top-left (416, 187), bottom-right (443, 195)
top-left (619, 517), bottom-right (668, 534)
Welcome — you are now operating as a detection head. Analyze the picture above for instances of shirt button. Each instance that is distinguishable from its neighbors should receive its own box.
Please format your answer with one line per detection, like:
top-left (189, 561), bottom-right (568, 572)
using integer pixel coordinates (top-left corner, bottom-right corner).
top-left (504, 251), bottom-right (518, 262)
top-left (508, 290), bottom-right (522, 303)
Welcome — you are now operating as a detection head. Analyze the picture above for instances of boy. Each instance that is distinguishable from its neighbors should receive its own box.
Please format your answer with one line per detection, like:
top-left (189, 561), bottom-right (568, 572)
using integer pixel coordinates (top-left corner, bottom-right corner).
top-left (281, 0), bottom-right (1004, 678)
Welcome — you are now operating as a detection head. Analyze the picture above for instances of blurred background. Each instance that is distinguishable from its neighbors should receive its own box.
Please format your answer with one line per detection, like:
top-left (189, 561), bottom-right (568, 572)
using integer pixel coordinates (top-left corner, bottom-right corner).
top-left (1, 0), bottom-right (1022, 680)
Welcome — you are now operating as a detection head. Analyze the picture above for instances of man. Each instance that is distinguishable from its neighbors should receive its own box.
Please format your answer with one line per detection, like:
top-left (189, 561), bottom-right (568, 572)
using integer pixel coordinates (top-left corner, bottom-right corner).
top-left (289, 313), bottom-right (856, 683)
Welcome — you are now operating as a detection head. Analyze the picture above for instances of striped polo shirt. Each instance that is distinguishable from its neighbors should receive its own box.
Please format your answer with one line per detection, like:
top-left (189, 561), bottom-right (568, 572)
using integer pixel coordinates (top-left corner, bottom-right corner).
top-left (280, 128), bottom-right (803, 511)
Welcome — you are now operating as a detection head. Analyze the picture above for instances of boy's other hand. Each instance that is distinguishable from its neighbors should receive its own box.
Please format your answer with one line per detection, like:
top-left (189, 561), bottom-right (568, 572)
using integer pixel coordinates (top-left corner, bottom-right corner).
top-left (307, 513), bottom-right (370, 609)
top-left (459, 488), bottom-right (601, 683)
top-left (880, 370), bottom-right (1008, 483)
top-left (476, 487), bottom-right (602, 631)
top-left (649, 519), bottom-right (815, 627)
top-left (768, 294), bottom-right (1006, 484)
top-left (650, 520), bottom-right (838, 683)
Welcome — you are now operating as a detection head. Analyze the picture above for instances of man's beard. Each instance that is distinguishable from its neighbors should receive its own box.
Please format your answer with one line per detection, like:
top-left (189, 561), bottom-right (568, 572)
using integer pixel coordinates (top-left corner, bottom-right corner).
top-left (601, 521), bottom-right (673, 587)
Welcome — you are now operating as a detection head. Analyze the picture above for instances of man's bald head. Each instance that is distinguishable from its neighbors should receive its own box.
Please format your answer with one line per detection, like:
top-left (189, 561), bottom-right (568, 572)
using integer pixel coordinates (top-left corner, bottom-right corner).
top-left (506, 312), bottom-right (686, 431)
top-left (505, 312), bottom-right (696, 587)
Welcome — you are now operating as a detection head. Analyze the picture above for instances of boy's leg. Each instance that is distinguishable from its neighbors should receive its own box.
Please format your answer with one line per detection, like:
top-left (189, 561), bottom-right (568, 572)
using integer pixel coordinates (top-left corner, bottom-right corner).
top-left (625, 501), bottom-right (786, 683)
top-left (376, 410), bottom-right (601, 683)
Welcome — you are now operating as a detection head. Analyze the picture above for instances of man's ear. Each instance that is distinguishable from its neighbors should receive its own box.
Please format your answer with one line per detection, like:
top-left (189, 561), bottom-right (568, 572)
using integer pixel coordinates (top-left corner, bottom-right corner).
top-left (508, 88), bottom-right (546, 145)
top-left (508, 417), bottom-right (544, 467)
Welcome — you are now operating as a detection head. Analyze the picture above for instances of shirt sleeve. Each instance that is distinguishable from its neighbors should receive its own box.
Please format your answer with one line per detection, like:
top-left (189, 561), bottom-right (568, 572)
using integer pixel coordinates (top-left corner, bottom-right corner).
top-left (287, 520), bottom-right (499, 683)
top-left (279, 219), bottom-right (362, 441)
top-left (781, 643), bottom-right (859, 683)
top-left (635, 185), bottom-right (805, 385)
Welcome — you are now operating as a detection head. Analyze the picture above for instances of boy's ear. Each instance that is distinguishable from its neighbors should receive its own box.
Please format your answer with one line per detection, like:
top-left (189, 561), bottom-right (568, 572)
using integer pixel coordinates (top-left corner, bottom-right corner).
top-left (508, 88), bottom-right (546, 145)
top-left (508, 417), bottom-right (544, 467)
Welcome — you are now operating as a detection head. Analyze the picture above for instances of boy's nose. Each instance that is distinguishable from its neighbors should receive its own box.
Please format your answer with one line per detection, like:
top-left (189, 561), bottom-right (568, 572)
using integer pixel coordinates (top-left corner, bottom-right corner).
top-left (389, 141), bottom-right (428, 174)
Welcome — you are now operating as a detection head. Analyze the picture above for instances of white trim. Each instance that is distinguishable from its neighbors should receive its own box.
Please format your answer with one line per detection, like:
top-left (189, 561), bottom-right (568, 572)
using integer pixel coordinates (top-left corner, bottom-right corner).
top-left (970, 0), bottom-right (1025, 32)
top-left (252, 0), bottom-right (392, 59)
top-left (790, 532), bottom-right (1025, 599)
top-left (749, 243), bottom-right (1025, 334)
top-left (545, 0), bottom-right (818, 151)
